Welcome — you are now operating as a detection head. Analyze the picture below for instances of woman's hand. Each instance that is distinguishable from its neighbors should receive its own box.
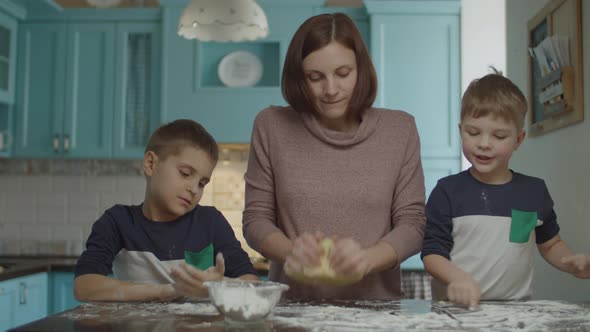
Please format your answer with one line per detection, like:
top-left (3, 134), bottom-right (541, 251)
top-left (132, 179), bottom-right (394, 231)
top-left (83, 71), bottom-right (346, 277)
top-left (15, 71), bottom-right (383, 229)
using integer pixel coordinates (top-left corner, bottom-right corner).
top-left (447, 277), bottom-right (480, 309)
top-left (170, 252), bottom-right (225, 298)
top-left (562, 254), bottom-right (590, 278)
top-left (284, 232), bottom-right (323, 273)
top-left (329, 237), bottom-right (370, 280)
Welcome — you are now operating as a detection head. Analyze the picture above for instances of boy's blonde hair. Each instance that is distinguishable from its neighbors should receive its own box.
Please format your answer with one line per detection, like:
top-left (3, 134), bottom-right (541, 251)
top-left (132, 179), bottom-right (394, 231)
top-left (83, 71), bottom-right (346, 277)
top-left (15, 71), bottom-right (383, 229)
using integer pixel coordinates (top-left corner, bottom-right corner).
top-left (145, 119), bottom-right (219, 162)
top-left (461, 69), bottom-right (528, 131)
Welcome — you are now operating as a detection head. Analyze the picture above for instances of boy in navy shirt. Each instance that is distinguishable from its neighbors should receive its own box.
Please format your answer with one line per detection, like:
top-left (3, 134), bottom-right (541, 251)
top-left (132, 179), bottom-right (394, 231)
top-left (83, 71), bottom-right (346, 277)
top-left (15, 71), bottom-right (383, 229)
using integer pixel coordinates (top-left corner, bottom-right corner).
top-left (421, 71), bottom-right (589, 308)
top-left (75, 119), bottom-right (257, 302)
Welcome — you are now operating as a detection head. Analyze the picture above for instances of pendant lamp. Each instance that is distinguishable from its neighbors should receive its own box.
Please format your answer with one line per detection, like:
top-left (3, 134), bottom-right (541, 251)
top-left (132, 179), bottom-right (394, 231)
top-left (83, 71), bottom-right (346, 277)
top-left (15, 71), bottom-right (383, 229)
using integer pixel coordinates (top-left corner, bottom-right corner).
top-left (178, 0), bottom-right (269, 42)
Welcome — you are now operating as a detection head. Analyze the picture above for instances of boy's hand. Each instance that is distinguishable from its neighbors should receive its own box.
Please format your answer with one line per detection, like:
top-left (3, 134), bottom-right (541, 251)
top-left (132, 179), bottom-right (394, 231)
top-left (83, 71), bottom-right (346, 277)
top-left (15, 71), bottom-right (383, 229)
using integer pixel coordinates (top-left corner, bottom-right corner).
top-left (447, 277), bottom-right (480, 309)
top-left (170, 252), bottom-right (225, 298)
top-left (329, 237), bottom-right (370, 280)
top-left (562, 254), bottom-right (590, 278)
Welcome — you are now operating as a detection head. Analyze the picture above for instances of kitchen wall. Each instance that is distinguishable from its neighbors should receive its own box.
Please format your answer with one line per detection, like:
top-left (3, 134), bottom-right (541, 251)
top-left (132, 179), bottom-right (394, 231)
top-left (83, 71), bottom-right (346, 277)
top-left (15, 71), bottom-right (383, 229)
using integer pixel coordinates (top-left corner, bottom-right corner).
top-left (506, 0), bottom-right (590, 300)
top-left (460, 0), bottom-right (506, 169)
top-left (0, 148), bottom-right (259, 259)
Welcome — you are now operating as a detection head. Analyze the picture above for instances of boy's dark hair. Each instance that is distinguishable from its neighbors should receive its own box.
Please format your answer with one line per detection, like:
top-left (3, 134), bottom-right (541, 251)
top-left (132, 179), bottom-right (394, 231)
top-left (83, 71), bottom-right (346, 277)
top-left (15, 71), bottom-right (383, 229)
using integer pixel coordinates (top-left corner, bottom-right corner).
top-left (145, 119), bottom-right (219, 162)
top-left (282, 13), bottom-right (377, 118)
top-left (461, 68), bottom-right (528, 131)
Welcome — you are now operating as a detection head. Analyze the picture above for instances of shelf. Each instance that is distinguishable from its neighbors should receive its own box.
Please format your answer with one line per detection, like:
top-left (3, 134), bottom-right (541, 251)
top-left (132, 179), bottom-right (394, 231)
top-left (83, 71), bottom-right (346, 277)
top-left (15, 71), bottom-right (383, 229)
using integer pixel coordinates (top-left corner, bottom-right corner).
top-left (197, 41), bottom-right (280, 88)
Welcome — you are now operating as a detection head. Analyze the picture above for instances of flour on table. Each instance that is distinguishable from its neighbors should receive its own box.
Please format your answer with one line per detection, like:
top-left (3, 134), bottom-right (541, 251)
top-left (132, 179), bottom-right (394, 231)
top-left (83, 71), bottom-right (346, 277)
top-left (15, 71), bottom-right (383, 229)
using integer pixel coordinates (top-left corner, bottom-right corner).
top-left (60, 301), bottom-right (218, 320)
top-left (271, 300), bottom-right (590, 332)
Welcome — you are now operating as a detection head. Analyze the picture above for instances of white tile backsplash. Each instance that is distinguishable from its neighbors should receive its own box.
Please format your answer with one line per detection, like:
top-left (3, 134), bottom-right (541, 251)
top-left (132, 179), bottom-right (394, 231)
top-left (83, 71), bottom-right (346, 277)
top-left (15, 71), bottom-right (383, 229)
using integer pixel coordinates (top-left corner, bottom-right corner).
top-left (1, 176), bottom-right (22, 192)
top-left (37, 193), bottom-right (68, 224)
top-left (0, 149), bottom-right (252, 257)
top-left (4, 193), bottom-right (37, 224)
top-left (22, 176), bottom-right (52, 193)
top-left (223, 211), bottom-right (243, 228)
top-left (0, 223), bottom-right (21, 238)
top-left (68, 193), bottom-right (100, 224)
top-left (21, 224), bottom-right (52, 240)
top-left (52, 176), bottom-right (84, 193)
top-left (100, 192), bottom-right (135, 212)
top-left (84, 176), bottom-right (117, 193)
top-left (116, 176), bottom-right (145, 195)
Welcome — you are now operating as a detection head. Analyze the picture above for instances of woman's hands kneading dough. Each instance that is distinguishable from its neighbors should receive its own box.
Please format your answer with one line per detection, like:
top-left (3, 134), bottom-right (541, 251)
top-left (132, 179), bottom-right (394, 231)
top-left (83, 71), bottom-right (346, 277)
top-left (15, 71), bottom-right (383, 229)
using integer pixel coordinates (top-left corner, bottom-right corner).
top-left (285, 235), bottom-right (369, 286)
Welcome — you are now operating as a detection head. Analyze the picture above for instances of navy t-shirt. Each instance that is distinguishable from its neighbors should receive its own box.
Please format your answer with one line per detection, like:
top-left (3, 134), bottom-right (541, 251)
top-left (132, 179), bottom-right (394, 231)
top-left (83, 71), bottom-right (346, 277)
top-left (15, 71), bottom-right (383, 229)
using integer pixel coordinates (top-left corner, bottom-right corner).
top-left (75, 204), bottom-right (256, 283)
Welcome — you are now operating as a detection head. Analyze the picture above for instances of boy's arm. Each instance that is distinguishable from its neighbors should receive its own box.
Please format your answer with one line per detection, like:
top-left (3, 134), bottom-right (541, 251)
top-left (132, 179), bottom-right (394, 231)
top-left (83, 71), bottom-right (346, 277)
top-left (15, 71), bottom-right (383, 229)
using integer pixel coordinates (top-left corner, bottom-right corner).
top-left (538, 234), bottom-right (590, 278)
top-left (422, 182), bottom-right (479, 308)
top-left (74, 274), bottom-right (178, 302)
top-left (423, 254), bottom-right (480, 309)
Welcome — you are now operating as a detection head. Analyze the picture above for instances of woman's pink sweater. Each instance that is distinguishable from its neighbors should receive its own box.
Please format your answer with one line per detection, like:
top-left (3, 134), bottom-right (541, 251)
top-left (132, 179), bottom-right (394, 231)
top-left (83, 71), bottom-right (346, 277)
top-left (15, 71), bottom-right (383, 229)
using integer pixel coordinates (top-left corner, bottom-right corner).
top-left (243, 105), bottom-right (426, 300)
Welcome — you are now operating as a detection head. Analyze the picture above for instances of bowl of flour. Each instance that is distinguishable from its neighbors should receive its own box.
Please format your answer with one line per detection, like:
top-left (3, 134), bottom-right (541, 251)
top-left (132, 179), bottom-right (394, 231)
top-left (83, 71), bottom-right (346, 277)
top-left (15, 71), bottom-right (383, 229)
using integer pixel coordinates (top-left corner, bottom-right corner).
top-left (204, 280), bottom-right (289, 324)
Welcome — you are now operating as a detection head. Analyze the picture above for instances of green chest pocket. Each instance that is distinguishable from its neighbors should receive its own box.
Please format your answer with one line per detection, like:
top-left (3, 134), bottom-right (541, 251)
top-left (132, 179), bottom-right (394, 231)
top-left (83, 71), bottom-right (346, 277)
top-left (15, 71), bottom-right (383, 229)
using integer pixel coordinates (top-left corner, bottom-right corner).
top-left (510, 209), bottom-right (538, 243)
top-left (184, 243), bottom-right (214, 270)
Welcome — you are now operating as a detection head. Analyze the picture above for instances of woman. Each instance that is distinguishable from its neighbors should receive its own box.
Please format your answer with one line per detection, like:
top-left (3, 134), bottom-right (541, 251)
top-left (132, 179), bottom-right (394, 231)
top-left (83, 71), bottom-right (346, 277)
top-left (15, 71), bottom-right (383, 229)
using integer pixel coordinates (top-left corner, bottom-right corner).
top-left (243, 13), bottom-right (426, 300)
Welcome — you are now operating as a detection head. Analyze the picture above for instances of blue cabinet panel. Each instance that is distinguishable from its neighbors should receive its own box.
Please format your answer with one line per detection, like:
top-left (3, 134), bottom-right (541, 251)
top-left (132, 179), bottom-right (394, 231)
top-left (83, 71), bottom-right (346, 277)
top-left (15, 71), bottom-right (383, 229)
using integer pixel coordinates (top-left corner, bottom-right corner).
top-left (14, 23), bottom-right (67, 158)
top-left (15, 23), bottom-right (115, 158)
top-left (0, 272), bottom-right (48, 331)
top-left (14, 272), bottom-right (49, 326)
top-left (112, 22), bottom-right (161, 159)
top-left (50, 272), bottom-right (80, 314)
top-left (0, 278), bottom-right (18, 331)
top-left (63, 23), bottom-right (115, 158)
top-left (0, 10), bottom-right (18, 104)
top-left (15, 19), bottom-right (160, 159)
top-left (370, 14), bottom-right (461, 158)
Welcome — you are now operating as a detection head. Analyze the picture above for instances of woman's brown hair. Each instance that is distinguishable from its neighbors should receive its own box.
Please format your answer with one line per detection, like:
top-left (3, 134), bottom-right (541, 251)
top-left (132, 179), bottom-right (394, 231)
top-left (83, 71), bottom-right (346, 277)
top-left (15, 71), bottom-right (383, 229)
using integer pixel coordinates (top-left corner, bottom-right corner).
top-left (282, 13), bottom-right (377, 118)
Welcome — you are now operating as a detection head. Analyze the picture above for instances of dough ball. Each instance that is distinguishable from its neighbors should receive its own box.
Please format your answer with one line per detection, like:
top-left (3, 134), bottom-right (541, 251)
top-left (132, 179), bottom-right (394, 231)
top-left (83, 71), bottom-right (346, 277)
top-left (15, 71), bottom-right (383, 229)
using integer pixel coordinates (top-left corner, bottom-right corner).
top-left (285, 238), bottom-right (362, 286)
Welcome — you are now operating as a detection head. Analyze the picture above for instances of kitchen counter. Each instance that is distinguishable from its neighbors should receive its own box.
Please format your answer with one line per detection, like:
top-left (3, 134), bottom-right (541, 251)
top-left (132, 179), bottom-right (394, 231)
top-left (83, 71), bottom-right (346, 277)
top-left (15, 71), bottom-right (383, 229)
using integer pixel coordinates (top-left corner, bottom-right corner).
top-left (9, 299), bottom-right (590, 331)
top-left (0, 256), bottom-right (78, 281)
top-left (0, 256), bottom-right (269, 281)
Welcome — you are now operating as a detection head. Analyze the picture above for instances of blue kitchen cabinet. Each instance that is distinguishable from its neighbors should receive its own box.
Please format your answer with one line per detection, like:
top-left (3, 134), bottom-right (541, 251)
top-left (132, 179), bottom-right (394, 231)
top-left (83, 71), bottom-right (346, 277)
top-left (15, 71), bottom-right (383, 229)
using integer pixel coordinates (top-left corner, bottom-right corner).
top-left (366, 1), bottom-right (461, 159)
top-left (14, 18), bottom-right (160, 159)
top-left (14, 272), bottom-right (49, 327)
top-left (14, 22), bottom-right (115, 158)
top-left (0, 10), bottom-right (18, 104)
top-left (49, 272), bottom-right (80, 314)
top-left (0, 272), bottom-right (49, 331)
top-left (0, 277), bottom-right (18, 331)
top-left (112, 22), bottom-right (161, 159)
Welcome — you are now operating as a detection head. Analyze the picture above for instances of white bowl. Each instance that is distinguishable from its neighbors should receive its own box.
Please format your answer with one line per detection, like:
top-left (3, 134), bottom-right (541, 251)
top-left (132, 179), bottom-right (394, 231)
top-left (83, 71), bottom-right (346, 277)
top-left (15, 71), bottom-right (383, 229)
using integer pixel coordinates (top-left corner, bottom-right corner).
top-left (204, 279), bottom-right (289, 324)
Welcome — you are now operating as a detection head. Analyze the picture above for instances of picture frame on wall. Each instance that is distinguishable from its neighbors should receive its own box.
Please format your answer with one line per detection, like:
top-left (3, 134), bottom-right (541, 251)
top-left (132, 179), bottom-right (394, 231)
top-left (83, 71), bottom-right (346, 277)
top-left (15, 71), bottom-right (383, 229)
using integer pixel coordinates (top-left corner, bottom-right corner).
top-left (527, 0), bottom-right (583, 137)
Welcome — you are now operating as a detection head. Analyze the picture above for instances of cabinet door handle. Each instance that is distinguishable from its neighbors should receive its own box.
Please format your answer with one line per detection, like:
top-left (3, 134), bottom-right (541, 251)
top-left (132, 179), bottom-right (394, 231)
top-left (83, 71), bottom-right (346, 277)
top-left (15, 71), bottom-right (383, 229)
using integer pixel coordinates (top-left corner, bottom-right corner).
top-left (19, 282), bottom-right (27, 305)
top-left (64, 134), bottom-right (70, 153)
top-left (53, 135), bottom-right (60, 153)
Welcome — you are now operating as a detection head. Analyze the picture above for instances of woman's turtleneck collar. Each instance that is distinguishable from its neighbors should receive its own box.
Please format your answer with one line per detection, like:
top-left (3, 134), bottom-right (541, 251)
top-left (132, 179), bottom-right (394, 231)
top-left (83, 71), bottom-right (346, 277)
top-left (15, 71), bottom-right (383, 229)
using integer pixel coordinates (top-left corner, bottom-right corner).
top-left (301, 108), bottom-right (381, 147)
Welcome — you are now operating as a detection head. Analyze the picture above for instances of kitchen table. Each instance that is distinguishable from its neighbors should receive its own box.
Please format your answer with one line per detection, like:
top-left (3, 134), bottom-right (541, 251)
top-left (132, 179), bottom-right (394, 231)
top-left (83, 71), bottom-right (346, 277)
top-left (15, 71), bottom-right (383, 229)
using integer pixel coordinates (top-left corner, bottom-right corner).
top-left (8, 299), bottom-right (590, 331)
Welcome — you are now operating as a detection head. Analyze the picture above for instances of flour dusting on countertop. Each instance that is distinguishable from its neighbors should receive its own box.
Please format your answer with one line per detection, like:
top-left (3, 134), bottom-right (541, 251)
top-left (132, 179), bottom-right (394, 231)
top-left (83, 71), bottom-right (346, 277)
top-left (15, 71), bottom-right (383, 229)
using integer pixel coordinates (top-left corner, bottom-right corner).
top-left (58, 300), bottom-right (590, 331)
top-left (61, 301), bottom-right (218, 319)
top-left (273, 300), bottom-right (590, 332)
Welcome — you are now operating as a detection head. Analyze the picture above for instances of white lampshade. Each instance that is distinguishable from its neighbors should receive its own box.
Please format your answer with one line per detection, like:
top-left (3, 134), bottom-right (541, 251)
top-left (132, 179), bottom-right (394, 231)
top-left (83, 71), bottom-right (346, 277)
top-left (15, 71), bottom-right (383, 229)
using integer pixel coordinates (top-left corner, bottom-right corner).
top-left (178, 0), bottom-right (269, 42)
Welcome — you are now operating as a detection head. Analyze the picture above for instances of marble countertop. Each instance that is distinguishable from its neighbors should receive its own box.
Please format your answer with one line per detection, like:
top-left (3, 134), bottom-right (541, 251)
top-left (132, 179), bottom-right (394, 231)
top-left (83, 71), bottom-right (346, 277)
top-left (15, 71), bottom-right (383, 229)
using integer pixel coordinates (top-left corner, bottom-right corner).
top-left (9, 299), bottom-right (590, 332)
top-left (0, 256), bottom-right (78, 281)
top-left (0, 256), bottom-right (269, 281)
